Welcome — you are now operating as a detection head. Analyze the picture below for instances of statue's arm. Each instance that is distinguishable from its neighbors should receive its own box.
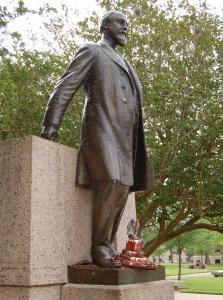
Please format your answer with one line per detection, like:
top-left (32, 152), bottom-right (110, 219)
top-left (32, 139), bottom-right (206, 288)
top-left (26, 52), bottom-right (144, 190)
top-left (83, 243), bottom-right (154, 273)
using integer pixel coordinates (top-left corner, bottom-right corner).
top-left (41, 44), bottom-right (96, 140)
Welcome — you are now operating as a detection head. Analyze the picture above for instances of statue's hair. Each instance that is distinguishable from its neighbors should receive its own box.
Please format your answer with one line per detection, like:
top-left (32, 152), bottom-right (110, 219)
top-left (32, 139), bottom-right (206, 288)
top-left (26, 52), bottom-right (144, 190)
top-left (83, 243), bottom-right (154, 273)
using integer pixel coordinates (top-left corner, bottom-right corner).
top-left (99, 11), bottom-right (126, 34)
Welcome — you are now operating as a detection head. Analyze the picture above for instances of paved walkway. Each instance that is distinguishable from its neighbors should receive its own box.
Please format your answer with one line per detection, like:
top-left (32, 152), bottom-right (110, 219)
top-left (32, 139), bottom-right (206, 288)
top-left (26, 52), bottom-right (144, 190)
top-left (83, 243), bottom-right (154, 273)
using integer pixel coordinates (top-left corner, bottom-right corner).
top-left (168, 272), bottom-right (212, 280)
top-left (175, 292), bottom-right (223, 299)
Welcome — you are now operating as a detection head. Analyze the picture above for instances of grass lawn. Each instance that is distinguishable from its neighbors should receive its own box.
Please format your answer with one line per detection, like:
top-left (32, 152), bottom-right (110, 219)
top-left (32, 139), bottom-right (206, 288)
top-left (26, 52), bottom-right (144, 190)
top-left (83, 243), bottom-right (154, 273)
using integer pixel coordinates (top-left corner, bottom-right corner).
top-left (161, 263), bottom-right (223, 276)
top-left (181, 277), bottom-right (223, 294)
top-left (162, 263), bottom-right (207, 276)
top-left (206, 264), bottom-right (223, 271)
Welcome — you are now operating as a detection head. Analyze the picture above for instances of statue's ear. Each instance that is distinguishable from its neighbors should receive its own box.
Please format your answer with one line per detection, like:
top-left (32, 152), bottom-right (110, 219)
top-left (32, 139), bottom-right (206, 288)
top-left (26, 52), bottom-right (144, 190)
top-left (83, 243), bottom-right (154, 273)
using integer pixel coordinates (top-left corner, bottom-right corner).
top-left (104, 21), bottom-right (109, 30)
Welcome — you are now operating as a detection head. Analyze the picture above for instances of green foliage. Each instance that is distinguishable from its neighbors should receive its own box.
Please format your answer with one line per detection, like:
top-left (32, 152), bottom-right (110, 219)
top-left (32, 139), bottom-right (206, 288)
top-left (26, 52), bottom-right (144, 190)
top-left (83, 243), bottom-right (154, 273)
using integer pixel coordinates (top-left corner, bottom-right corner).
top-left (184, 229), bottom-right (223, 256)
top-left (0, 2), bottom-right (83, 148)
top-left (124, 0), bottom-right (223, 216)
top-left (0, 0), bottom-right (56, 46)
top-left (0, 0), bottom-right (30, 29)
top-left (0, 40), bottom-right (64, 140)
top-left (161, 228), bottom-right (223, 259)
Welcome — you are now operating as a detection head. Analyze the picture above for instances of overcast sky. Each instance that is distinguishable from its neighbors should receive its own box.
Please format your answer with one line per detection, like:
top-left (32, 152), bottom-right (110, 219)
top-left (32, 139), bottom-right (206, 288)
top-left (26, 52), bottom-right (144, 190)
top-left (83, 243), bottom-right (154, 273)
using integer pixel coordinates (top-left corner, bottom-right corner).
top-left (2, 0), bottom-right (222, 51)
top-left (3, 0), bottom-right (222, 12)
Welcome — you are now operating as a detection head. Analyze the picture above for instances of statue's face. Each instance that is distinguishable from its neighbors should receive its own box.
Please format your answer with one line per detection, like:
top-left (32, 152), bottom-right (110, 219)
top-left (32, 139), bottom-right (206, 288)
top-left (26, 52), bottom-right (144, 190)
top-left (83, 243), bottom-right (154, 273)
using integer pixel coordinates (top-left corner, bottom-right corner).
top-left (106, 12), bottom-right (128, 46)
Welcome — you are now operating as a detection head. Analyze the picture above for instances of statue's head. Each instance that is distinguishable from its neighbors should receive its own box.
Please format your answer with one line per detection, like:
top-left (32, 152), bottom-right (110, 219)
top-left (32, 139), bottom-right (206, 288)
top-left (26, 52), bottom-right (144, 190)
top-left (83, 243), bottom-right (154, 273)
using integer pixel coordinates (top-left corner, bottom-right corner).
top-left (100, 11), bottom-right (128, 46)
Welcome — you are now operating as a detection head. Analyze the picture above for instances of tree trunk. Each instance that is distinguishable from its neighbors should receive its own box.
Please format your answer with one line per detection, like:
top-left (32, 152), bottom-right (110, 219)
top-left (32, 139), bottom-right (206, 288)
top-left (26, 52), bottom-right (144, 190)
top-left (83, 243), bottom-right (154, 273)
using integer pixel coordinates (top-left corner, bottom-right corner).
top-left (178, 247), bottom-right (182, 281)
top-left (170, 249), bottom-right (173, 263)
top-left (205, 254), bottom-right (211, 265)
top-left (201, 253), bottom-right (204, 267)
top-left (143, 236), bottom-right (166, 256)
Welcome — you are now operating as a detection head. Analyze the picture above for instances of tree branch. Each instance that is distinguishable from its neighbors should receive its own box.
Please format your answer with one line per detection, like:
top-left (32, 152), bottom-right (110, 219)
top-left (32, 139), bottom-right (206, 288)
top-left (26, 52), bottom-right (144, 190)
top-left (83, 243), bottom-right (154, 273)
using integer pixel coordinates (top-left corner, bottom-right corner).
top-left (166, 207), bottom-right (190, 233)
top-left (167, 223), bottom-right (223, 240)
top-left (143, 222), bottom-right (223, 256)
top-left (159, 205), bottom-right (166, 233)
top-left (183, 215), bottom-right (200, 227)
top-left (139, 200), bottom-right (161, 226)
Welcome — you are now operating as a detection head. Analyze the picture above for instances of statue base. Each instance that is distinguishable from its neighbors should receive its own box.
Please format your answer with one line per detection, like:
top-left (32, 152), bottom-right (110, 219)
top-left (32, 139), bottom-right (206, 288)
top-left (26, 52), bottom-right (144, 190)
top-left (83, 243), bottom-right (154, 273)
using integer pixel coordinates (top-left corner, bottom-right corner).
top-left (62, 281), bottom-right (174, 300)
top-left (67, 264), bottom-right (165, 285)
top-left (0, 136), bottom-right (136, 287)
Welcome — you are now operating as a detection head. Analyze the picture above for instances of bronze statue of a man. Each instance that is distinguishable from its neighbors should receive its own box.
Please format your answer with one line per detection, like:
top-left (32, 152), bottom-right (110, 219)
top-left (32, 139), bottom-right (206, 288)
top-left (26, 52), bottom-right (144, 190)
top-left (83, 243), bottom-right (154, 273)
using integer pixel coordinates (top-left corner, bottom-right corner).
top-left (41, 11), bottom-right (153, 268)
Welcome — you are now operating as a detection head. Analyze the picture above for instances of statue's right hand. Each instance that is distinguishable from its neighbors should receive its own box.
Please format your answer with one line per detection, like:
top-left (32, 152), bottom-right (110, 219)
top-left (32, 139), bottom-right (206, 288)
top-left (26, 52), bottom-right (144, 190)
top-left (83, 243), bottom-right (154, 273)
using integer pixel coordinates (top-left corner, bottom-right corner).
top-left (41, 125), bottom-right (58, 142)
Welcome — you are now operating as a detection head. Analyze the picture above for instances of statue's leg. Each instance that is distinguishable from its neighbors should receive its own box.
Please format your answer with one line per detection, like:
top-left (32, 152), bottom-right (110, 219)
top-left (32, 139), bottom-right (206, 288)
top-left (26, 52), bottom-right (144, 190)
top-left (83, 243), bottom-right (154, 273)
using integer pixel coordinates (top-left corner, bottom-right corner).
top-left (91, 181), bottom-right (129, 267)
top-left (109, 186), bottom-right (129, 255)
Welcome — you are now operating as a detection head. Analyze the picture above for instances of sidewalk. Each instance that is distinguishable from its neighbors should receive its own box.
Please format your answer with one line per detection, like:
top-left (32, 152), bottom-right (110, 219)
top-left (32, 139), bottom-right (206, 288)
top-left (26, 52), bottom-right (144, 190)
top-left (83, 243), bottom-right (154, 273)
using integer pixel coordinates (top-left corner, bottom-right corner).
top-left (175, 292), bottom-right (223, 299)
top-left (168, 272), bottom-right (212, 280)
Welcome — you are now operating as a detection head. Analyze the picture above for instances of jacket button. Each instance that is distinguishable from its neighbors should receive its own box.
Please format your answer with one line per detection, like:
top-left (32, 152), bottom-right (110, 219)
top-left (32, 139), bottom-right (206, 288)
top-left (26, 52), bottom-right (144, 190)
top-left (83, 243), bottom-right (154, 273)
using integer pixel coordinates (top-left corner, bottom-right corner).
top-left (123, 97), bottom-right (127, 103)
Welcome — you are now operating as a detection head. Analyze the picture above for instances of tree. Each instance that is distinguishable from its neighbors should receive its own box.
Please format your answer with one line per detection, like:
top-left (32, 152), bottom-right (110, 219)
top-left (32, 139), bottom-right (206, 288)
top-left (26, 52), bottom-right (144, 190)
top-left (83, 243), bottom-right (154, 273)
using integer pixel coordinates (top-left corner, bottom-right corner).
top-left (161, 229), bottom-right (223, 279)
top-left (184, 229), bottom-right (223, 265)
top-left (0, 38), bottom-right (66, 140)
top-left (0, 2), bottom-right (83, 147)
top-left (0, 0), bottom-right (56, 51)
top-left (152, 231), bottom-right (194, 280)
top-left (153, 246), bottom-right (166, 263)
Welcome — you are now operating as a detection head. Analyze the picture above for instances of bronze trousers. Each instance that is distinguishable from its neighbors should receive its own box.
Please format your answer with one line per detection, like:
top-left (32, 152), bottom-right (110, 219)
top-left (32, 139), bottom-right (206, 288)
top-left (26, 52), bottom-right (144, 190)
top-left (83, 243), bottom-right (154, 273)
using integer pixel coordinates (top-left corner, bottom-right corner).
top-left (91, 181), bottom-right (130, 250)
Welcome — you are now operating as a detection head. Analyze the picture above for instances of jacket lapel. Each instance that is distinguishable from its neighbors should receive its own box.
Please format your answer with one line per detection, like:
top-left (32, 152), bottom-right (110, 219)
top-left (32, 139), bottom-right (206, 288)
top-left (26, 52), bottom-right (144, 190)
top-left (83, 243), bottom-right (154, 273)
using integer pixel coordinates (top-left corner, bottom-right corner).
top-left (98, 40), bottom-right (135, 89)
top-left (124, 59), bottom-right (143, 101)
top-left (98, 40), bottom-right (128, 72)
top-left (98, 40), bottom-right (143, 101)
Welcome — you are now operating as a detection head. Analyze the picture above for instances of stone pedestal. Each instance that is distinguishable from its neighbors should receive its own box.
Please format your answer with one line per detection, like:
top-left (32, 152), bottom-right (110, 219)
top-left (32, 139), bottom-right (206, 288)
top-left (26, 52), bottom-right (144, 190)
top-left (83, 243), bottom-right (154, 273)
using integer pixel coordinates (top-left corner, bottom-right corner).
top-left (62, 281), bottom-right (174, 300)
top-left (67, 265), bottom-right (165, 285)
top-left (0, 285), bottom-right (61, 300)
top-left (0, 136), bottom-right (136, 299)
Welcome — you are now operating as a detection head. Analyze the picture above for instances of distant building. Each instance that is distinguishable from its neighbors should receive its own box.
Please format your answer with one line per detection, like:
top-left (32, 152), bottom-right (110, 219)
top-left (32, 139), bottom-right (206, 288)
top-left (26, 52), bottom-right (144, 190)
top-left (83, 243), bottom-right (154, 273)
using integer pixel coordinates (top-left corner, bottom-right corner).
top-left (153, 251), bottom-right (187, 263)
top-left (153, 243), bottom-right (223, 265)
top-left (209, 243), bottom-right (223, 264)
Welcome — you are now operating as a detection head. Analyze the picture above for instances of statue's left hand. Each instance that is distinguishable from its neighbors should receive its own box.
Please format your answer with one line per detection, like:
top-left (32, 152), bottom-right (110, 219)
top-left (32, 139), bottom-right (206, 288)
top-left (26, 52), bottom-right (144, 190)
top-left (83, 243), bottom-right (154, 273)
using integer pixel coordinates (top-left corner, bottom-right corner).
top-left (41, 125), bottom-right (58, 142)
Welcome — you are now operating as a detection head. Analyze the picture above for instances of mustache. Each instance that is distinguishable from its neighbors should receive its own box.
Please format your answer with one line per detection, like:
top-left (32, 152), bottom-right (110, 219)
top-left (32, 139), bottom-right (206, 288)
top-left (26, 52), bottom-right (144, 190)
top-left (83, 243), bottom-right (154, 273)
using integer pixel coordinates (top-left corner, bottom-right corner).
top-left (119, 31), bottom-right (127, 36)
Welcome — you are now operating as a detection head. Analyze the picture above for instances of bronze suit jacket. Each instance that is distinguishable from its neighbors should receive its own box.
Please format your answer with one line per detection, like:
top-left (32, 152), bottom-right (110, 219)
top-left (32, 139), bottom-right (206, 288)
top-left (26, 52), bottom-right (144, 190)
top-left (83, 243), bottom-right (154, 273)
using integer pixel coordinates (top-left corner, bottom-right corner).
top-left (43, 39), bottom-right (153, 192)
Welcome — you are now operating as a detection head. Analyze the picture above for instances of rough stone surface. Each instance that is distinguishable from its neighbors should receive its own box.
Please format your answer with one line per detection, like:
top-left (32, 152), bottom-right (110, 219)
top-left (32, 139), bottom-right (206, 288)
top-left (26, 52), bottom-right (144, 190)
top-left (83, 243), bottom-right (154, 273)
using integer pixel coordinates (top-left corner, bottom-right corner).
top-left (0, 285), bottom-right (61, 300)
top-left (0, 136), bottom-right (32, 286)
top-left (62, 281), bottom-right (174, 300)
top-left (0, 136), bottom-right (136, 287)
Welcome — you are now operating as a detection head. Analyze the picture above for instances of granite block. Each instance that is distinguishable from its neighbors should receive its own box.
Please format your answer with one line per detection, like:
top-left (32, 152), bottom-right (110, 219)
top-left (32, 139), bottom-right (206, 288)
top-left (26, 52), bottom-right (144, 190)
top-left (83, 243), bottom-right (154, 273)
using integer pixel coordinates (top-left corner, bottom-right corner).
top-left (0, 136), bottom-right (136, 286)
top-left (61, 281), bottom-right (174, 300)
top-left (0, 285), bottom-right (61, 300)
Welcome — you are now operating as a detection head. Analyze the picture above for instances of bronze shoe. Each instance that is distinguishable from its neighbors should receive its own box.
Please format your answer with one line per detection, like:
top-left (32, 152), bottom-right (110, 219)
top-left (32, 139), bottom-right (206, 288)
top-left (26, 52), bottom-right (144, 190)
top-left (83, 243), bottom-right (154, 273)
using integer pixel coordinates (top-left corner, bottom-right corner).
top-left (92, 245), bottom-right (121, 268)
top-left (108, 244), bottom-right (118, 257)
